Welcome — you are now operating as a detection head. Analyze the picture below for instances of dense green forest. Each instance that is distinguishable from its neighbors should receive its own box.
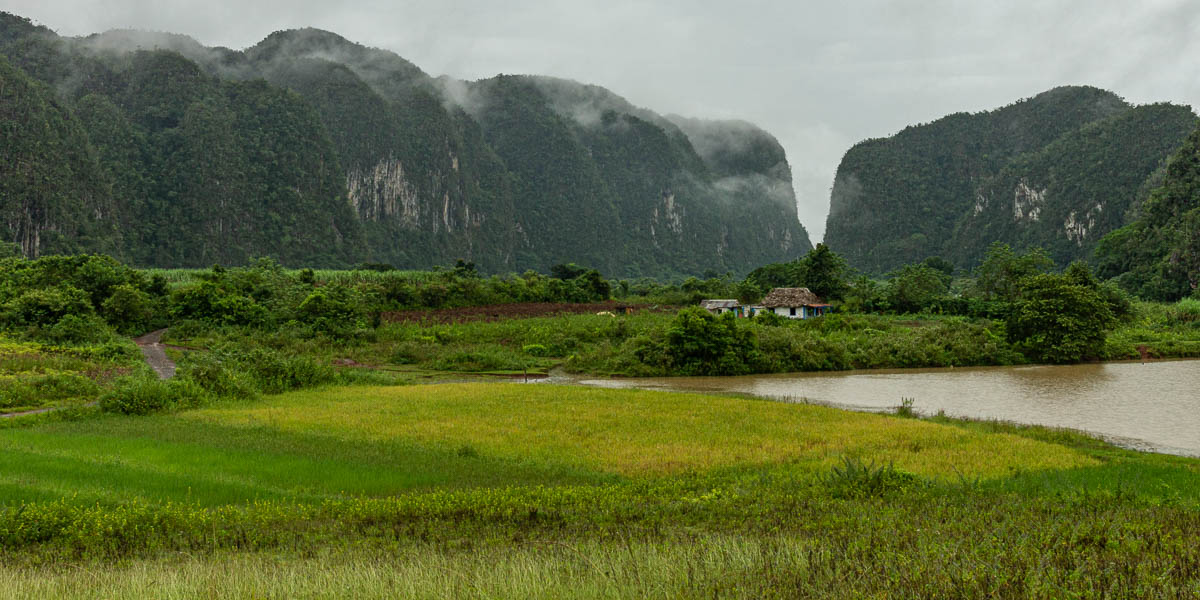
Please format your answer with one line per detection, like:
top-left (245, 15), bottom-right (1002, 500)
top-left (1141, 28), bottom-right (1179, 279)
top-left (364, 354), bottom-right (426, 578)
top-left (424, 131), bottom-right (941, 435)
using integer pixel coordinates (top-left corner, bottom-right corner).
top-left (1095, 123), bottom-right (1200, 301)
top-left (825, 86), bottom-right (1198, 274)
top-left (0, 12), bottom-right (811, 278)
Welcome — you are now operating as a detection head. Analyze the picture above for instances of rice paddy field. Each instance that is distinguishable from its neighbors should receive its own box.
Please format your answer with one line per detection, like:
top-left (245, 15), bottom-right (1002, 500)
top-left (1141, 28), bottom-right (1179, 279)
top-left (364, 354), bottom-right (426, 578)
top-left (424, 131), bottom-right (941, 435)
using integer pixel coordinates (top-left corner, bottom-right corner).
top-left (3, 383), bottom-right (1200, 598)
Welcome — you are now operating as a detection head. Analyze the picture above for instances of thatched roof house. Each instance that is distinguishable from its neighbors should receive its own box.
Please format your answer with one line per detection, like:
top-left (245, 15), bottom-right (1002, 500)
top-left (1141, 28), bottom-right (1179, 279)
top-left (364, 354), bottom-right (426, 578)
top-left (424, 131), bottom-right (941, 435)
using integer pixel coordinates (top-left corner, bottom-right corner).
top-left (761, 288), bottom-right (823, 307)
top-left (700, 299), bottom-right (741, 315)
top-left (760, 287), bottom-right (830, 319)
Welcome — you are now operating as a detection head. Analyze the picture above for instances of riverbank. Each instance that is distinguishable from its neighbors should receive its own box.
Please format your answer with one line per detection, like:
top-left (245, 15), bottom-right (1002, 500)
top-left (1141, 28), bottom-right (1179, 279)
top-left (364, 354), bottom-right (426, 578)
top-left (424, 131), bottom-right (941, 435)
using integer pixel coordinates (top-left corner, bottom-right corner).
top-left (559, 358), bottom-right (1200, 458)
top-left (2, 383), bottom-right (1198, 598)
top-left (153, 299), bottom-right (1200, 386)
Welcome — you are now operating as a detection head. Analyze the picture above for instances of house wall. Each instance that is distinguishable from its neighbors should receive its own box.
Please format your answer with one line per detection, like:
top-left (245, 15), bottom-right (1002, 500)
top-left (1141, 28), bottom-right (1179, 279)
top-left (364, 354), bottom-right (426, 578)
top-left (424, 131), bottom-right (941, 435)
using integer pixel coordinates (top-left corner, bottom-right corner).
top-left (772, 306), bottom-right (823, 319)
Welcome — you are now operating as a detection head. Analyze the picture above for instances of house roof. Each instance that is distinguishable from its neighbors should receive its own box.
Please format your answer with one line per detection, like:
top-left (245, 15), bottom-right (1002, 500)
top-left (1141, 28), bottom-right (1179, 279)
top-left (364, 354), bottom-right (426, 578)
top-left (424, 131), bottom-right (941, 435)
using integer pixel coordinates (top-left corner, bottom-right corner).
top-left (761, 287), bottom-right (825, 308)
top-left (700, 299), bottom-right (740, 309)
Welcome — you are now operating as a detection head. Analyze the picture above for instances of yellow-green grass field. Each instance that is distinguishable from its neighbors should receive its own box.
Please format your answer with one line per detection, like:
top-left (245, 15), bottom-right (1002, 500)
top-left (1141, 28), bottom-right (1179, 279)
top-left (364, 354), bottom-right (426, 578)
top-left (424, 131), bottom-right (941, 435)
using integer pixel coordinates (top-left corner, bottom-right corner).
top-left (0, 384), bottom-right (1097, 509)
top-left (184, 384), bottom-right (1096, 480)
top-left (4, 383), bottom-right (1200, 598)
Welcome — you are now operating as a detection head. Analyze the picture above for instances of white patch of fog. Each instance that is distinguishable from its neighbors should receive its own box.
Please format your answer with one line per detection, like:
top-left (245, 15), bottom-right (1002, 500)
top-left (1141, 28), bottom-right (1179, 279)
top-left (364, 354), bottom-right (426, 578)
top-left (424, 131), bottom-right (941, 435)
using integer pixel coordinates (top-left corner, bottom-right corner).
top-left (433, 76), bottom-right (487, 117)
top-left (713, 174), bottom-right (797, 211)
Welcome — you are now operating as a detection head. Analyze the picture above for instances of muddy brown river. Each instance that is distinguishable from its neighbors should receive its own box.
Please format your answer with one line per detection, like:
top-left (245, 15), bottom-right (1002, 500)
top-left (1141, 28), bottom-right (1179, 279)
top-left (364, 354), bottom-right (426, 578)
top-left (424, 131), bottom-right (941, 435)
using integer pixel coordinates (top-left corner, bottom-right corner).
top-left (558, 359), bottom-right (1200, 457)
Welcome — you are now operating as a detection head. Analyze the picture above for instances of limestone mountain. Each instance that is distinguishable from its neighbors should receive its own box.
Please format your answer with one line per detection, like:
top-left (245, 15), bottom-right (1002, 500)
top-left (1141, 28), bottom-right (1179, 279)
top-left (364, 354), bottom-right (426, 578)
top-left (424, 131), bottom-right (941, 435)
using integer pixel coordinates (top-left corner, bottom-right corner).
top-left (824, 86), bottom-right (1196, 274)
top-left (0, 12), bottom-right (811, 277)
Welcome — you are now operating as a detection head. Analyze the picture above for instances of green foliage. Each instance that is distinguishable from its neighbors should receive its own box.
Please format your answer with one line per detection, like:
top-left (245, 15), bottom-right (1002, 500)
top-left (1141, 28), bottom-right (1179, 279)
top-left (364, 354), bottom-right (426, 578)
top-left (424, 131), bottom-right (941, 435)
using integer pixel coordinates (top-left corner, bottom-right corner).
top-left (0, 372), bottom-right (100, 410)
top-left (969, 242), bottom-right (1055, 301)
top-left (1006, 270), bottom-right (1117, 363)
top-left (826, 86), bottom-right (1195, 274)
top-left (885, 264), bottom-right (952, 313)
top-left (824, 457), bottom-right (919, 499)
top-left (0, 254), bottom-right (164, 338)
top-left (3, 285), bottom-right (93, 327)
top-left (169, 283), bottom-right (268, 327)
top-left (41, 313), bottom-right (118, 345)
top-left (99, 284), bottom-right (153, 334)
top-left (799, 243), bottom-right (851, 301)
top-left (0, 17), bottom-right (814, 278)
top-left (665, 308), bottom-right (759, 375)
top-left (1096, 121), bottom-right (1200, 301)
top-left (98, 375), bottom-right (210, 415)
top-left (744, 244), bottom-right (850, 301)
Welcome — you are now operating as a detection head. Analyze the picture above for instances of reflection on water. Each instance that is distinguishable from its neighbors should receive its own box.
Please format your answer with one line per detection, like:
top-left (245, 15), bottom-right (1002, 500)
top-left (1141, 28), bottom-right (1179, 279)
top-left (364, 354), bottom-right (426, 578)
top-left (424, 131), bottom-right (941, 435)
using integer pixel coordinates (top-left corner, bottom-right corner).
top-left (567, 360), bottom-right (1200, 457)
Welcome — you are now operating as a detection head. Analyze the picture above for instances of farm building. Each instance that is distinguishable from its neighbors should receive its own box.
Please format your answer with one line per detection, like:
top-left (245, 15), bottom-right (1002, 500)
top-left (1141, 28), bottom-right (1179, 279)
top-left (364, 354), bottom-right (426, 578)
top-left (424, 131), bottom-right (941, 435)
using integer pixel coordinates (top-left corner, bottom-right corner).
top-left (760, 287), bottom-right (831, 319)
top-left (700, 299), bottom-right (743, 316)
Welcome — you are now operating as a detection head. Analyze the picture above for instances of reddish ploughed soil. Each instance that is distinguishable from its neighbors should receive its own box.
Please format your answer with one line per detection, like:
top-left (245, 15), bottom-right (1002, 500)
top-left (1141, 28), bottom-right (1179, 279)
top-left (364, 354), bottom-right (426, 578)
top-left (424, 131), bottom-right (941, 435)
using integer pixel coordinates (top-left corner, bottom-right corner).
top-left (382, 301), bottom-right (676, 325)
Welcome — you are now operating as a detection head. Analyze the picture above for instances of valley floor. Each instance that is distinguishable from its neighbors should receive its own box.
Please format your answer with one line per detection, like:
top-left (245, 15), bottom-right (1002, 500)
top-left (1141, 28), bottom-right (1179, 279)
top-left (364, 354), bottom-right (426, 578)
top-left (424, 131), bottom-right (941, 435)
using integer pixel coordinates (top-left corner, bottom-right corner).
top-left (2, 383), bottom-right (1199, 598)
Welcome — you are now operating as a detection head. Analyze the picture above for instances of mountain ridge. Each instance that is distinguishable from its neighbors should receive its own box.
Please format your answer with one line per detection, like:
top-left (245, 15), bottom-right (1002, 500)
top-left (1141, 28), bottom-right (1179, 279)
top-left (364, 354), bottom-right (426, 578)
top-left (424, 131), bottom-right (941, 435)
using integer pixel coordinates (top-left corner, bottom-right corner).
top-left (0, 12), bottom-right (812, 277)
top-left (824, 85), bottom-right (1196, 274)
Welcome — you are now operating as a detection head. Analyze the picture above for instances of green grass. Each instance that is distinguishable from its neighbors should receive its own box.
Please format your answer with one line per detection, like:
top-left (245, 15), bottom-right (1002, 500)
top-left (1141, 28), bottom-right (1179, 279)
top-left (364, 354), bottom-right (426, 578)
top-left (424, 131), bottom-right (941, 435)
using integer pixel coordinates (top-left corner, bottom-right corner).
top-left (0, 337), bottom-right (142, 412)
top-left (2, 383), bottom-right (1200, 596)
top-left (183, 384), bottom-right (1095, 479)
top-left (0, 384), bottom-right (1094, 508)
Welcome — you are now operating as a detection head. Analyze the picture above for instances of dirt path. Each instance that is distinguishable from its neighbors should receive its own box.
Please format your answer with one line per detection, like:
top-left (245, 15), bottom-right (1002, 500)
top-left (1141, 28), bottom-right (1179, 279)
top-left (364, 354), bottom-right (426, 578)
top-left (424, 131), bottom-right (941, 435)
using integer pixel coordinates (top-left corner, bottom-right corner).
top-left (134, 328), bottom-right (176, 380)
top-left (0, 406), bottom-right (66, 419)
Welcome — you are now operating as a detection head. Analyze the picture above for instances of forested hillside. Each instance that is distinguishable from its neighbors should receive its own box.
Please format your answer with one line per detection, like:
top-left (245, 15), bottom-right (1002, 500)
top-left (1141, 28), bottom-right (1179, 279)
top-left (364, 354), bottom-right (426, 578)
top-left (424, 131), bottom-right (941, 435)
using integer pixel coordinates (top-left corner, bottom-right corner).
top-left (0, 13), bottom-right (811, 276)
top-left (1095, 122), bottom-right (1200, 301)
top-left (825, 86), bottom-right (1197, 274)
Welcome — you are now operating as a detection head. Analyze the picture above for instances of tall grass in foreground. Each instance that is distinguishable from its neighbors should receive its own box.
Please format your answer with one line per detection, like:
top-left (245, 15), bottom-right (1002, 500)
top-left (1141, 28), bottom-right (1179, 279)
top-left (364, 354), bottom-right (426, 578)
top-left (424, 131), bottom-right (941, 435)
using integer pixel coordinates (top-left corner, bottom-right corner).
top-left (4, 508), bottom-right (1200, 599)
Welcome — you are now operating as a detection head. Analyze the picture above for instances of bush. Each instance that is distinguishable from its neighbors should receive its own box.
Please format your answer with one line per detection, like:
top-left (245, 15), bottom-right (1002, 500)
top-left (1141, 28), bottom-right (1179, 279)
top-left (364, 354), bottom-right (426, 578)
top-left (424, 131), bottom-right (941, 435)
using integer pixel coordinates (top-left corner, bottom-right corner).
top-left (99, 376), bottom-right (210, 415)
top-left (824, 457), bottom-right (920, 499)
top-left (40, 314), bottom-right (117, 345)
top-left (295, 289), bottom-right (360, 337)
top-left (169, 283), bottom-right (268, 327)
top-left (176, 353), bottom-right (260, 401)
top-left (1007, 273), bottom-right (1117, 363)
top-left (0, 373), bottom-right (101, 409)
top-left (100, 284), bottom-right (154, 334)
top-left (427, 347), bottom-right (534, 372)
top-left (4, 285), bottom-right (92, 327)
top-left (237, 349), bottom-right (336, 394)
top-left (665, 308), bottom-right (760, 375)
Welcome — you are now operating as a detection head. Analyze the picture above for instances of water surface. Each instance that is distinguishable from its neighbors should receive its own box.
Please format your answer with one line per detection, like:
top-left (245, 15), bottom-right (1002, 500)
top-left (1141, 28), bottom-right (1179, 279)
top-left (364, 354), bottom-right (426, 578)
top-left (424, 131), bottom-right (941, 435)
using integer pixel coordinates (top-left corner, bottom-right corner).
top-left (564, 360), bottom-right (1200, 456)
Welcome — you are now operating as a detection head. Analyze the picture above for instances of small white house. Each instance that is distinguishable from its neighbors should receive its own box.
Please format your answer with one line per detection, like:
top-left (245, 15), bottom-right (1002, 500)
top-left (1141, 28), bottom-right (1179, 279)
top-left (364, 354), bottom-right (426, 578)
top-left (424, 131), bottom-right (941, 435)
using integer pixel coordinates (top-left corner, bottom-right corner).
top-left (700, 299), bottom-right (742, 316)
top-left (760, 287), bottom-right (831, 319)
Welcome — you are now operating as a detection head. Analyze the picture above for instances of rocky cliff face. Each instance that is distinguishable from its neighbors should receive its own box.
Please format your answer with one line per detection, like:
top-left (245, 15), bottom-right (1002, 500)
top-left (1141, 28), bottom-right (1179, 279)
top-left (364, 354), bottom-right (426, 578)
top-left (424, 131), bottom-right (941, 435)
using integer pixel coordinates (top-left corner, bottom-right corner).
top-left (0, 12), bottom-right (811, 277)
top-left (824, 86), bottom-right (1195, 274)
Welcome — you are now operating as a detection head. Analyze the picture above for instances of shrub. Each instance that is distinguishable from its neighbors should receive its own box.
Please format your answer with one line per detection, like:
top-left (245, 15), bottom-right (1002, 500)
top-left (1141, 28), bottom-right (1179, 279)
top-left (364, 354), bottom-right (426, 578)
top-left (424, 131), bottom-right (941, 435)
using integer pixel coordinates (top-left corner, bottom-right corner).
top-left (4, 285), bottom-right (92, 327)
top-left (99, 376), bottom-right (210, 415)
top-left (427, 347), bottom-right (533, 372)
top-left (1007, 273), bottom-right (1117, 363)
top-left (237, 349), bottom-right (336, 394)
top-left (295, 289), bottom-right (359, 337)
top-left (0, 373), bottom-right (100, 409)
top-left (823, 457), bottom-right (920, 499)
top-left (665, 308), bottom-right (760, 375)
top-left (169, 283), bottom-right (268, 327)
top-left (176, 353), bottom-right (260, 401)
top-left (40, 314), bottom-right (117, 345)
top-left (100, 284), bottom-right (154, 334)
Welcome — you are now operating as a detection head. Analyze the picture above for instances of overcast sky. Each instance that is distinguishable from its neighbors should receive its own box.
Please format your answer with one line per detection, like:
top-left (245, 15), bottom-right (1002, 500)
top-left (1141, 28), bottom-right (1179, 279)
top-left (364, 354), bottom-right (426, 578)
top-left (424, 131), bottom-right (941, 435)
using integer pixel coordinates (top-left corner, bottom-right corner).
top-left (5, 1), bottom-right (1200, 242)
